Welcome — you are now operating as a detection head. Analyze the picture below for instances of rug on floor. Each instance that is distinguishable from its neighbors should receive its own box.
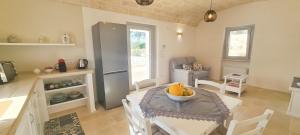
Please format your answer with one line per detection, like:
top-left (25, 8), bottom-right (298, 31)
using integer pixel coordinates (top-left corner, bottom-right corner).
top-left (44, 112), bottom-right (85, 135)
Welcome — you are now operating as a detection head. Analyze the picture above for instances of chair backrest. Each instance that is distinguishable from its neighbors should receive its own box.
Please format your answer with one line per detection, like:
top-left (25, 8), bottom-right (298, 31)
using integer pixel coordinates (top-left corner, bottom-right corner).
top-left (226, 109), bottom-right (274, 135)
top-left (122, 99), bottom-right (152, 135)
top-left (135, 78), bottom-right (159, 92)
top-left (195, 79), bottom-right (225, 94)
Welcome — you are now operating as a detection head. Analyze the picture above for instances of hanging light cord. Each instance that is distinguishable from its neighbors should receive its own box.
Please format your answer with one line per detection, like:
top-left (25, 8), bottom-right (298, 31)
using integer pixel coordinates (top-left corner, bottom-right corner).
top-left (210, 0), bottom-right (213, 10)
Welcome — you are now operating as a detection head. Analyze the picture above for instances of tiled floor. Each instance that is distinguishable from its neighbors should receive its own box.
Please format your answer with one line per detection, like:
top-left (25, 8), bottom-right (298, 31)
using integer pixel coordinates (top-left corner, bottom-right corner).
top-left (50, 86), bottom-right (300, 135)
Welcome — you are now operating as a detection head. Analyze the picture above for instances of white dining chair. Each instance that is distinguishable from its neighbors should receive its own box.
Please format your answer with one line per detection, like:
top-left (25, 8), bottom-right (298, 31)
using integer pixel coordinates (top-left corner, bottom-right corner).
top-left (195, 79), bottom-right (232, 128)
top-left (195, 79), bottom-right (225, 94)
top-left (226, 109), bottom-right (274, 135)
top-left (135, 78), bottom-right (159, 92)
top-left (122, 99), bottom-right (170, 135)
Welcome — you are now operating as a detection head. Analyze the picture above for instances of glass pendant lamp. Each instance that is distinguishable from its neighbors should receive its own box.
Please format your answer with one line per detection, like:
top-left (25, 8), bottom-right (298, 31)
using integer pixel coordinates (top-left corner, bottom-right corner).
top-left (204, 0), bottom-right (217, 22)
top-left (136, 0), bottom-right (154, 6)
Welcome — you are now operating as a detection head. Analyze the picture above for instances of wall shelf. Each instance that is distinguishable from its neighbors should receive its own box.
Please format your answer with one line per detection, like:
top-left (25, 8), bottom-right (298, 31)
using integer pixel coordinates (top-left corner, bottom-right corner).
top-left (47, 96), bottom-right (87, 107)
top-left (0, 43), bottom-right (75, 46)
top-left (40, 70), bottom-right (95, 114)
top-left (47, 97), bottom-right (88, 114)
top-left (44, 84), bottom-right (87, 94)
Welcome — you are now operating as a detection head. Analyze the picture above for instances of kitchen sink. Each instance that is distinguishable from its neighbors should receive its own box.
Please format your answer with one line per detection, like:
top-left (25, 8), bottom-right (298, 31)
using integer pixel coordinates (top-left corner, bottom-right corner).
top-left (0, 100), bottom-right (12, 117)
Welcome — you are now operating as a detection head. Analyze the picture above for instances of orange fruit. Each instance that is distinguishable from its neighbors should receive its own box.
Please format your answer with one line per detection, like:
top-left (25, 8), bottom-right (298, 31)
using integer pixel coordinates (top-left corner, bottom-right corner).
top-left (187, 89), bottom-right (193, 96)
top-left (168, 83), bottom-right (184, 96)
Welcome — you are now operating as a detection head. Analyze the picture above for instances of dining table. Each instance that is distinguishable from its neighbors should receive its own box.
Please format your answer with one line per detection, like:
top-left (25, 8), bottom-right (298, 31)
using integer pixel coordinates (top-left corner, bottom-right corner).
top-left (126, 86), bottom-right (242, 135)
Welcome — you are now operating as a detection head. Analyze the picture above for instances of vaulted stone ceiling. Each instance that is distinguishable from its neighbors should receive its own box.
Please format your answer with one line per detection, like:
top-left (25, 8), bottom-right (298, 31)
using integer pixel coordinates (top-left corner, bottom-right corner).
top-left (55, 0), bottom-right (263, 26)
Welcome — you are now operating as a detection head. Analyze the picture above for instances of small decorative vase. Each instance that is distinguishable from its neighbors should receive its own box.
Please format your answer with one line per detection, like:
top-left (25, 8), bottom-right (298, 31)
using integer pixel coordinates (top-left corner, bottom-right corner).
top-left (62, 33), bottom-right (70, 44)
top-left (7, 34), bottom-right (18, 43)
top-left (33, 68), bottom-right (41, 74)
top-left (38, 36), bottom-right (47, 43)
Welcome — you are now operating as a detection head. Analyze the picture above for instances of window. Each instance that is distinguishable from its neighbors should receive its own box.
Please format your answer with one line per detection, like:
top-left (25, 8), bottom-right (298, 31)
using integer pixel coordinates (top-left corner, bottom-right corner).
top-left (223, 25), bottom-right (255, 61)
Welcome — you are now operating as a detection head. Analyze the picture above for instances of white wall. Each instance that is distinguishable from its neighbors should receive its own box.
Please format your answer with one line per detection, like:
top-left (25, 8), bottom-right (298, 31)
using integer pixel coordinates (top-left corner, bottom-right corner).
top-left (195, 0), bottom-right (300, 92)
top-left (0, 0), bottom-right (86, 71)
top-left (0, 0), bottom-right (196, 81)
top-left (82, 7), bottom-right (196, 84)
top-left (2, 0), bottom-right (296, 93)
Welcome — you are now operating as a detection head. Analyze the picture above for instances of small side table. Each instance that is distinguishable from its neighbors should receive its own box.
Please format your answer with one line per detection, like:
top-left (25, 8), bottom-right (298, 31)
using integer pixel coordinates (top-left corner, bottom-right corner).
top-left (287, 77), bottom-right (300, 118)
top-left (224, 73), bottom-right (248, 97)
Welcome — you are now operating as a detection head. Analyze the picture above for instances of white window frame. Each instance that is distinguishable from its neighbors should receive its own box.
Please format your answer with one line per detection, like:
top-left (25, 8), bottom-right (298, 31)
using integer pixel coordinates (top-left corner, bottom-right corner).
top-left (223, 25), bottom-right (255, 61)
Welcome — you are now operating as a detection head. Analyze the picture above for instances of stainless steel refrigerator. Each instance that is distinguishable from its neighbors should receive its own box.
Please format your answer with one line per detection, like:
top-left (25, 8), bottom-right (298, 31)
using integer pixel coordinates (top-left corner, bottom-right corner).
top-left (92, 22), bottom-right (129, 109)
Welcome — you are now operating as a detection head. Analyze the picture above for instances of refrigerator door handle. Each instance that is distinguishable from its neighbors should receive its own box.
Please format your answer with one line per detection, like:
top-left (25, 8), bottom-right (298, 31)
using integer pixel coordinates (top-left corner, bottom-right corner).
top-left (104, 70), bottom-right (127, 75)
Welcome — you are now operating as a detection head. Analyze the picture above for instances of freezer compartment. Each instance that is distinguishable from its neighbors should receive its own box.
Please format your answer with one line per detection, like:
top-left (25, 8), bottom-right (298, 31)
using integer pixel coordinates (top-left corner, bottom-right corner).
top-left (103, 71), bottom-right (129, 109)
top-left (99, 22), bottom-right (128, 73)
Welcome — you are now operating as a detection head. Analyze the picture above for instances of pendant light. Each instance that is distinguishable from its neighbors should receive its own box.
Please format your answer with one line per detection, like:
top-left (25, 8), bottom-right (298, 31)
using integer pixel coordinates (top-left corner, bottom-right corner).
top-left (204, 0), bottom-right (217, 22)
top-left (135, 0), bottom-right (154, 6)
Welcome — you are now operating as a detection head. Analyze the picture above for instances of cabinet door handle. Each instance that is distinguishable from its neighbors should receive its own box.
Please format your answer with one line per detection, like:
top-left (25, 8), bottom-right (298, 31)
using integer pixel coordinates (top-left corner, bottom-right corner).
top-left (29, 113), bottom-right (34, 124)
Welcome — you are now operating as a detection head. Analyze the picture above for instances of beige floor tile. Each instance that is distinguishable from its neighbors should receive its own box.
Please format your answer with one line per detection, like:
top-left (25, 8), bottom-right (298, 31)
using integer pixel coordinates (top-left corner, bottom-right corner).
top-left (290, 117), bottom-right (300, 135)
top-left (50, 86), bottom-right (300, 135)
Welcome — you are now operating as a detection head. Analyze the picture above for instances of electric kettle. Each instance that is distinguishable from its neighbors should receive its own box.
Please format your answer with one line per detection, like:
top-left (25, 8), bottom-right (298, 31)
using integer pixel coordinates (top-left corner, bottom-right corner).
top-left (77, 59), bottom-right (88, 69)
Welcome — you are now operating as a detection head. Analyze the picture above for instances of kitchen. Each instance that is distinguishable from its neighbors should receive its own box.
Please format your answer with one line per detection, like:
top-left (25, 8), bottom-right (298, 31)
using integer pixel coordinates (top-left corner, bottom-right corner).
top-left (0, 0), bottom-right (97, 134)
top-left (2, 0), bottom-right (298, 135)
top-left (0, 61), bottom-right (96, 135)
top-left (0, 0), bottom-right (148, 134)
top-left (0, 15), bottom-right (134, 135)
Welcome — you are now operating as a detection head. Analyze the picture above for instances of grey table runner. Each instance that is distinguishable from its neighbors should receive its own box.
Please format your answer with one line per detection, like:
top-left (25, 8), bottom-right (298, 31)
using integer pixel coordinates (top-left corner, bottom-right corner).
top-left (139, 86), bottom-right (230, 124)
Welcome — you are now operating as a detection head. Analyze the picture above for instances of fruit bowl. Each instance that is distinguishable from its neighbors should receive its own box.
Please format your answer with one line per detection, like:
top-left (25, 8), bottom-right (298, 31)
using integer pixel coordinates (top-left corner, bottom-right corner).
top-left (165, 88), bottom-right (195, 102)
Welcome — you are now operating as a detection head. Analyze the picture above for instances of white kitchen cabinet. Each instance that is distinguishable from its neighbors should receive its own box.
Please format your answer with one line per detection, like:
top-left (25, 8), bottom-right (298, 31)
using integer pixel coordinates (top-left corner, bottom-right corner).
top-left (15, 109), bottom-right (34, 135)
top-left (288, 88), bottom-right (300, 118)
top-left (15, 100), bottom-right (39, 135)
top-left (30, 84), bottom-right (45, 134)
top-left (13, 70), bottom-right (95, 135)
top-left (288, 77), bottom-right (300, 118)
top-left (34, 79), bottom-right (50, 122)
top-left (287, 77), bottom-right (300, 118)
top-left (15, 80), bottom-right (46, 135)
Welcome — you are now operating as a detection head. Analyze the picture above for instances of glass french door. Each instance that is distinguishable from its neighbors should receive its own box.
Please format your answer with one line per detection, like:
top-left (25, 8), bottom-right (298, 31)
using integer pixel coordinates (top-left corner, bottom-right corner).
top-left (129, 29), bottom-right (151, 85)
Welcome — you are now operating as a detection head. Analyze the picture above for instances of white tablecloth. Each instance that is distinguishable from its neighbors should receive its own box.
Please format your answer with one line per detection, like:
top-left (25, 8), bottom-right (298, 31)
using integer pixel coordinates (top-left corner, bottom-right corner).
top-left (126, 90), bottom-right (242, 135)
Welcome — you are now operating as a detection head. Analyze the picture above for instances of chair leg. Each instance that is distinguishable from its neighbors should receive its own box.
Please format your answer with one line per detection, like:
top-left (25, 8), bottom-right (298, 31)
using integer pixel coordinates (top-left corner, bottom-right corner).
top-left (216, 125), bottom-right (226, 135)
top-left (225, 113), bottom-right (233, 128)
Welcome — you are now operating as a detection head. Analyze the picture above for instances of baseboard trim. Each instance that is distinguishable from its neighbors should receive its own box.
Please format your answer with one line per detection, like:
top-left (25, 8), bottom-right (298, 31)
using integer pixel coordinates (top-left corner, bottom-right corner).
top-left (211, 79), bottom-right (291, 94)
top-left (246, 85), bottom-right (291, 94)
top-left (287, 112), bottom-right (300, 118)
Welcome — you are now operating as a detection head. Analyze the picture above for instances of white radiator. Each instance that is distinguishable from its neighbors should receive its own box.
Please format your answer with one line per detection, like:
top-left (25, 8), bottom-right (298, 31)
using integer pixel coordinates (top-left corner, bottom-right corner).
top-left (222, 66), bottom-right (249, 76)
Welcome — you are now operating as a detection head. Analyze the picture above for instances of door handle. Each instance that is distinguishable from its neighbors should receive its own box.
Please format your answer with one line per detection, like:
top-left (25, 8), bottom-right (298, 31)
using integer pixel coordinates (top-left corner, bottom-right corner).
top-left (104, 70), bottom-right (127, 75)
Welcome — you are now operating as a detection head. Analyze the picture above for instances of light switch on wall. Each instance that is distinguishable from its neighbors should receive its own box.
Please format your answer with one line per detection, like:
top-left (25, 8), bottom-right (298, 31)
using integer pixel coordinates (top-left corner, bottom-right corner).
top-left (160, 44), bottom-right (167, 58)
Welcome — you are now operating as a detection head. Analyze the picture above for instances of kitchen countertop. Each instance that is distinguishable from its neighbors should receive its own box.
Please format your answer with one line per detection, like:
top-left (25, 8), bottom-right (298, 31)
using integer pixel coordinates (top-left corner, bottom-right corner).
top-left (39, 69), bottom-right (93, 79)
top-left (0, 73), bottom-right (38, 135)
top-left (0, 69), bottom-right (94, 135)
